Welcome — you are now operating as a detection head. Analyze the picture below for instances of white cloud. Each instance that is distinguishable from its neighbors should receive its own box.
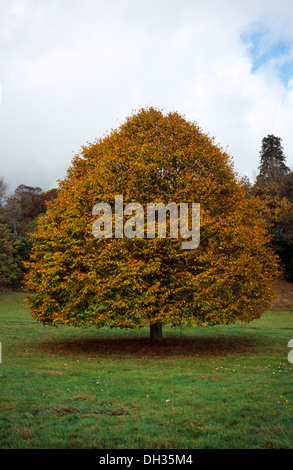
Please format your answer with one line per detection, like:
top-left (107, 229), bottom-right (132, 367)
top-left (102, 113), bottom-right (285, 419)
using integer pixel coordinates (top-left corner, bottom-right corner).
top-left (0, 0), bottom-right (293, 191)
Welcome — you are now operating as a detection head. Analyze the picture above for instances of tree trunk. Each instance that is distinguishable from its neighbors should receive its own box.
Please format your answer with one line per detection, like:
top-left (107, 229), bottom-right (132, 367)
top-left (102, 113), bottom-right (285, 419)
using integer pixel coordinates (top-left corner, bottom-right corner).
top-left (150, 323), bottom-right (163, 343)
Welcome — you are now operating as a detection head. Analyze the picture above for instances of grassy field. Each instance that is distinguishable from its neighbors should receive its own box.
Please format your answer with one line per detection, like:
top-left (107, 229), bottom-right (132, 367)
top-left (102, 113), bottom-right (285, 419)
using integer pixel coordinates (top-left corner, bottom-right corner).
top-left (0, 291), bottom-right (292, 449)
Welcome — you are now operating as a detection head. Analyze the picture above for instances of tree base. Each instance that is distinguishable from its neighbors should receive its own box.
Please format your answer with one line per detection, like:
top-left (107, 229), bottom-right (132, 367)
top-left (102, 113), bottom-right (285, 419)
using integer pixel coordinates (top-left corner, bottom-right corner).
top-left (150, 323), bottom-right (163, 343)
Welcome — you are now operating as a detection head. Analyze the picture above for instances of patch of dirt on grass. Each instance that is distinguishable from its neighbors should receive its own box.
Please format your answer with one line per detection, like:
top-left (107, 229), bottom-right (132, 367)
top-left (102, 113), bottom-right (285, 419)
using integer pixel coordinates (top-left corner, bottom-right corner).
top-left (11, 426), bottom-right (34, 439)
top-left (270, 279), bottom-right (293, 310)
top-left (51, 405), bottom-right (129, 417)
top-left (73, 394), bottom-right (88, 401)
top-left (51, 406), bottom-right (81, 416)
top-left (94, 407), bottom-right (129, 416)
top-left (36, 370), bottom-right (64, 376)
top-left (0, 404), bottom-right (16, 411)
top-left (36, 335), bottom-right (267, 360)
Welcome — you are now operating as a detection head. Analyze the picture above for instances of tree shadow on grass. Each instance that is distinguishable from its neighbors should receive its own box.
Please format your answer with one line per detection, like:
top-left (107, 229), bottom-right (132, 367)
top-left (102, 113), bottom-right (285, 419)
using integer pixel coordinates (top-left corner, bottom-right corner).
top-left (36, 334), bottom-right (269, 360)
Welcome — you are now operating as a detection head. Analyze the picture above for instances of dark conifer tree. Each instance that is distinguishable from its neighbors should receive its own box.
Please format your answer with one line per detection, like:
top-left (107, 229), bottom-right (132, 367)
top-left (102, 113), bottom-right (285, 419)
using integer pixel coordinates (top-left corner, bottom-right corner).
top-left (256, 135), bottom-right (290, 184)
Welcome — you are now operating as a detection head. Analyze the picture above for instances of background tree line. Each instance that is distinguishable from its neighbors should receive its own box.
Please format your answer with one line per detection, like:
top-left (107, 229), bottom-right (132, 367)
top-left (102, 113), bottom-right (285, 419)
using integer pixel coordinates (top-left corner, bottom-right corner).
top-left (0, 133), bottom-right (292, 288)
top-left (0, 181), bottom-right (57, 287)
top-left (245, 135), bottom-right (293, 282)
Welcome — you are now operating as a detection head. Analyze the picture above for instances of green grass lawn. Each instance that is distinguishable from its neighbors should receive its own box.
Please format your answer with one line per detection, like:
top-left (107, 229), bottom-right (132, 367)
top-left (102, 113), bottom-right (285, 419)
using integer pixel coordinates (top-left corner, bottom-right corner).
top-left (0, 291), bottom-right (292, 449)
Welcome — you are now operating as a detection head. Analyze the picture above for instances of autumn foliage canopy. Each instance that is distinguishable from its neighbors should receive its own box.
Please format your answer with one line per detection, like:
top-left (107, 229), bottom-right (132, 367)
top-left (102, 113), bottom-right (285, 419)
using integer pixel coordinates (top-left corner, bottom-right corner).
top-left (25, 108), bottom-right (279, 339)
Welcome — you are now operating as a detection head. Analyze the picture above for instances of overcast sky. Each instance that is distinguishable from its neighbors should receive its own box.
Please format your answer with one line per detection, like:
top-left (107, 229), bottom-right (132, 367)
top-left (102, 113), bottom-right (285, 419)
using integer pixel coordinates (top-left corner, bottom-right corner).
top-left (1, 0), bottom-right (293, 193)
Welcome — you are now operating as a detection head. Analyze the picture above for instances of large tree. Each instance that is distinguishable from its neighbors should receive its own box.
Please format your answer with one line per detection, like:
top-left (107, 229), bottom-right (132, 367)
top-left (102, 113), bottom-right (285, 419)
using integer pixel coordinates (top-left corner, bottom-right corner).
top-left (25, 108), bottom-right (279, 342)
